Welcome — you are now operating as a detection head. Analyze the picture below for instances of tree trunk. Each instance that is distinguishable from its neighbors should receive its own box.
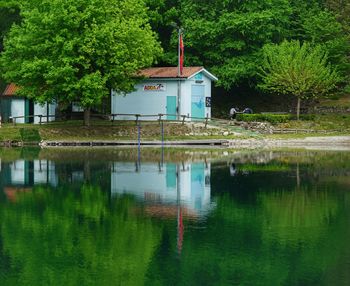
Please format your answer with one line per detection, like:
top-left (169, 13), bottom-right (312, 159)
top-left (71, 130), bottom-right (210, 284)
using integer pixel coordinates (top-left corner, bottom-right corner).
top-left (84, 108), bottom-right (91, 127)
top-left (296, 97), bottom-right (301, 120)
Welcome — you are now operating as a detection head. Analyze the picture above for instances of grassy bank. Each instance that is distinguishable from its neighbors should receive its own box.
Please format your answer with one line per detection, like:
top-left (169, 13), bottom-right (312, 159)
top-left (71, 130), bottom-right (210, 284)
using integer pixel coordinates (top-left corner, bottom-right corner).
top-left (0, 119), bottom-right (251, 143)
top-left (0, 113), bottom-right (349, 144)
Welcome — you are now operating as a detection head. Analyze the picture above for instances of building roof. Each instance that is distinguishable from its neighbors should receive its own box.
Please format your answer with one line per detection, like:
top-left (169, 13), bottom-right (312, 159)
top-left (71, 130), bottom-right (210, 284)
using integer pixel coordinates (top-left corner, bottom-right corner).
top-left (140, 67), bottom-right (218, 81)
top-left (2, 83), bottom-right (20, 96)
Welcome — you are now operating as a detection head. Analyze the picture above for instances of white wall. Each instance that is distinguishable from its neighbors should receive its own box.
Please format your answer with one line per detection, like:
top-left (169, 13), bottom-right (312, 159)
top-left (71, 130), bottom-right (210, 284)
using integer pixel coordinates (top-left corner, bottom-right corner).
top-left (34, 103), bottom-right (56, 124)
top-left (112, 81), bottom-right (178, 120)
top-left (11, 99), bottom-right (25, 124)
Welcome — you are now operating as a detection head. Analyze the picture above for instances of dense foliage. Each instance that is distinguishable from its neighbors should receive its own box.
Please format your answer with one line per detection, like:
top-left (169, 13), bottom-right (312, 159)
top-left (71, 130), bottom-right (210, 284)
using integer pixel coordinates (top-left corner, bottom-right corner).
top-left (0, 0), bottom-right (161, 125)
top-left (145, 0), bottom-right (349, 91)
top-left (0, 0), bottom-right (349, 115)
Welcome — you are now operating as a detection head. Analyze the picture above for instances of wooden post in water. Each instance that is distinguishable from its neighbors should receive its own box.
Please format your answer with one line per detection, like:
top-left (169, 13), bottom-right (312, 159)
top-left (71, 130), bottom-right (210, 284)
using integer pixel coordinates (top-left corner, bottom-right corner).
top-left (161, 120), bottom-right (164, 147)
top-left (137, 121), bottom-right (141, 165)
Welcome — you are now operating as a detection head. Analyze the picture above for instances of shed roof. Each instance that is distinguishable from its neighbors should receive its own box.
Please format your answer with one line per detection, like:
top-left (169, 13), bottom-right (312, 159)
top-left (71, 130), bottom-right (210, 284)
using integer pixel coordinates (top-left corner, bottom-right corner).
top-left (2, 83), bottom-right (19, 96)
top-left (140, 67), bottom-right (218, 81)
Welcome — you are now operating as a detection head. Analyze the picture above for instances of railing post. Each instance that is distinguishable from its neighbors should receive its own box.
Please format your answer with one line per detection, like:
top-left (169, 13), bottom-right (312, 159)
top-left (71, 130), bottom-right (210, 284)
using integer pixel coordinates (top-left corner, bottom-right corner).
top-left (13, 117), bottom-right (16, 126)
top-left (39, 115), bottom-right (42, 125)
top-left (181, 115), bottom-right (186, 125)
top-left (158, 113), bottom-right (163, 124)
top-left (205, 113), bottom-right (209, 128)
top-left (135, 114), bottom-right (140, 125)
top-left (111, 114), bottom-right (115, 125)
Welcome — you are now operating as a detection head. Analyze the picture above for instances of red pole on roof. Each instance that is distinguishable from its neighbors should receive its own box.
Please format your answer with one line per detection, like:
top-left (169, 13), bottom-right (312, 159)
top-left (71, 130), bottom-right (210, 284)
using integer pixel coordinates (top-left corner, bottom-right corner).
top-left (180, 33), bottom-right (184, 76)
top-left (178, 28), bottom-right (184, 76)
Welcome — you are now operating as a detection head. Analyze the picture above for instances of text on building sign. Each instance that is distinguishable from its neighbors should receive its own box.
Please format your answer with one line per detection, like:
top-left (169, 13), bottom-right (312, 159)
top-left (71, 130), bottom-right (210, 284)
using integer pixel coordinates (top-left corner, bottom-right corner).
top-left (143, 83), bottom-right (166, 92)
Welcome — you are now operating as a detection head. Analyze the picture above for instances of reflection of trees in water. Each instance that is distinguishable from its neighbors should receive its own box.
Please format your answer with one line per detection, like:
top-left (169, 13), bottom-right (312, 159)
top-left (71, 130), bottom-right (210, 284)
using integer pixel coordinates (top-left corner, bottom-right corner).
top-left (146, 186), bottom-right (349, 285)
top-left (259, 186), bottom-right (339, 243)
top-left (0, 184), bottom-right (162, 285)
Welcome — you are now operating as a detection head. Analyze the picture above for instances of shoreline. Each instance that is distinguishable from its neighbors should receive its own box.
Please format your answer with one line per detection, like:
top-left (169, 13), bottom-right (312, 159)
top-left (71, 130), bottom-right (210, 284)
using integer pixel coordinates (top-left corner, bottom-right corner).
top-left (227, 136), bottom-right (350, 150)
top-left (1, 136), bottom-right (350, 151)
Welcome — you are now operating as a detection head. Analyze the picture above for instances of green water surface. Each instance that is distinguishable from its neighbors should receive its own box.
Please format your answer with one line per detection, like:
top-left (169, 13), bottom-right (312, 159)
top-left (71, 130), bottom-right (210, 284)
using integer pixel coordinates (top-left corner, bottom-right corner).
top-left (0, 148), bottom-right (349, 286)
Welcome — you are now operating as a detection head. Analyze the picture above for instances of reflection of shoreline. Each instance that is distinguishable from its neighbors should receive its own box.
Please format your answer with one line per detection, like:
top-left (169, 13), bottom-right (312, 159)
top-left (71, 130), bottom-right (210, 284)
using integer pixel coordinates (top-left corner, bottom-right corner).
top-left (0, 159), bottom-right (215, 217)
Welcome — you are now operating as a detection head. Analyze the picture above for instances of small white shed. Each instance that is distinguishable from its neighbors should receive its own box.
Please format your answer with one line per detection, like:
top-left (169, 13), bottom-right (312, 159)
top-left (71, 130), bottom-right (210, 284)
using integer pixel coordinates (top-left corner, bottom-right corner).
top-left (111, 67), bottom-right (218, 121)
top-left (0, 84), bottom-right (56, 124)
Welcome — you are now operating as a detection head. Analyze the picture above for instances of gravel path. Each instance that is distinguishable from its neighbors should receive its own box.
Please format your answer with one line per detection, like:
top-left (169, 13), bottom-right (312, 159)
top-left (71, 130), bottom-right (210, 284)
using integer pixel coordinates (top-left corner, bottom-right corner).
top-left (228, 136), bottom-right (350, 150)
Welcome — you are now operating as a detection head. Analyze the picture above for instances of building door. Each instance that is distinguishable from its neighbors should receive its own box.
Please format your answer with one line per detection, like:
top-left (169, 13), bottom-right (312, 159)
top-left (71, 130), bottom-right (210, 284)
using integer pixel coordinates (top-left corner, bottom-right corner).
top-left (0, 98), bottom-right (11, 122)
top-left (191, 85), bottom-right (205, 120)
top-left (25, 99), bottom-right (34, 123)
top-left (166, 96), bottom-right (177, 120)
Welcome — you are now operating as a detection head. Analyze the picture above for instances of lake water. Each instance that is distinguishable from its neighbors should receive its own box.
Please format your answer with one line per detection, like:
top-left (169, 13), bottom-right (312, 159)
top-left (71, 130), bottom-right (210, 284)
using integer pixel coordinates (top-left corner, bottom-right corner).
top-left (0, 148), bottom-right (349, 285)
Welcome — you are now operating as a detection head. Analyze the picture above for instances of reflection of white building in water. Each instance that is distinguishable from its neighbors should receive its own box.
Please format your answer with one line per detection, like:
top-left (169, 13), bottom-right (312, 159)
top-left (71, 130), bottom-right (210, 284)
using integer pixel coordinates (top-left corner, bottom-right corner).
top-left (111, 162), bottom-right (212, 215)
top-left (9, 160), bottom-right (58, 186)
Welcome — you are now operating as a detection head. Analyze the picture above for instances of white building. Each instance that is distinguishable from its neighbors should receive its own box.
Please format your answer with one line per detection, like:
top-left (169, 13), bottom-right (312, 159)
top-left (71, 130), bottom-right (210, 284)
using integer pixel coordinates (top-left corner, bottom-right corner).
top-left (0, 83), bottom-right (56, 124)
top-left (111, 67), bottom-right (218, 121)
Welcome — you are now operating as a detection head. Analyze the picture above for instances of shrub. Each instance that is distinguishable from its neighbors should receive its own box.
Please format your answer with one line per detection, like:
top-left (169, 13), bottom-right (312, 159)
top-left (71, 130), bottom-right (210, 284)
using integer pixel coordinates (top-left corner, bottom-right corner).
top-left (20, 128), bottom-right (41, 142)
top-left (296, 114), bottom-right (316, 121)
top-left (236, 114), bottom-right (292, 124)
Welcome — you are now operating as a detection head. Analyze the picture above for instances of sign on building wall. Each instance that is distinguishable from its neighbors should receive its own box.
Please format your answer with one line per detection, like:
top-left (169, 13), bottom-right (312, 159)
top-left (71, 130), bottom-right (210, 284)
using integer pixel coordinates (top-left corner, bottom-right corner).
top-left (143, 83), bottom-right (166, 92)
top-left (206, 97), bottom-right (211, 107)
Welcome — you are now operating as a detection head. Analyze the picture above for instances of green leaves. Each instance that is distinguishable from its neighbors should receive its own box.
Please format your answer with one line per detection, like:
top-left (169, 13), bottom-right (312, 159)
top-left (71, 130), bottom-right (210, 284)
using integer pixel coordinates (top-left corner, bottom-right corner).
top-left (0, 0), bottom-right (162, 109)
top-left (160, 0), bottom-right (293, 88)
top-left (259, 40), bottom-right (341, 99)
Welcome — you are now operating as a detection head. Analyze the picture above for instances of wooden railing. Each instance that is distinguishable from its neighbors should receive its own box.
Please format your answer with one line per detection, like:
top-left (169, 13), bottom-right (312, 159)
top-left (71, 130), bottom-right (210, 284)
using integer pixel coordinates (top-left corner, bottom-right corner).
top-left (9, 113), bottom-right (211, 127)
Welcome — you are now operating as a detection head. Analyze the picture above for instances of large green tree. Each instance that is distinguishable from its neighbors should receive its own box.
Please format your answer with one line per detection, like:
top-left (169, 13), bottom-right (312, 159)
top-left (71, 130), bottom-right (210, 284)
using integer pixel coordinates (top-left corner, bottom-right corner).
top-left (163, 0), bottom-right (293, 89)
top-left (259, 40), bottom-right (340, 119)
top-left (0, 0), bottom-right (161, 125)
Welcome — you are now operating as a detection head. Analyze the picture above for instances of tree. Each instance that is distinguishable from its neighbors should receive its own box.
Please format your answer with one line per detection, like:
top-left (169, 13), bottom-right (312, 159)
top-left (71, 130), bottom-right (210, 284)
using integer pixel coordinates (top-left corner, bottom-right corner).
top-left (164, 0), bottom-right (293, 89)
top-left (0, 0), bottom-right (161, 126)
top-left (0, 2), bottom-right (20, 91)
top-left (259, 40), bottom-right (340, 119)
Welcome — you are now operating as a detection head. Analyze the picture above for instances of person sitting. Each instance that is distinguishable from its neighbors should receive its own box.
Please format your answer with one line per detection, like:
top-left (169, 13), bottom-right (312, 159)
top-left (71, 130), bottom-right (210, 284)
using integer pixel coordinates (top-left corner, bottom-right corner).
top-left (229, 107), bottom-right (238, 119)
